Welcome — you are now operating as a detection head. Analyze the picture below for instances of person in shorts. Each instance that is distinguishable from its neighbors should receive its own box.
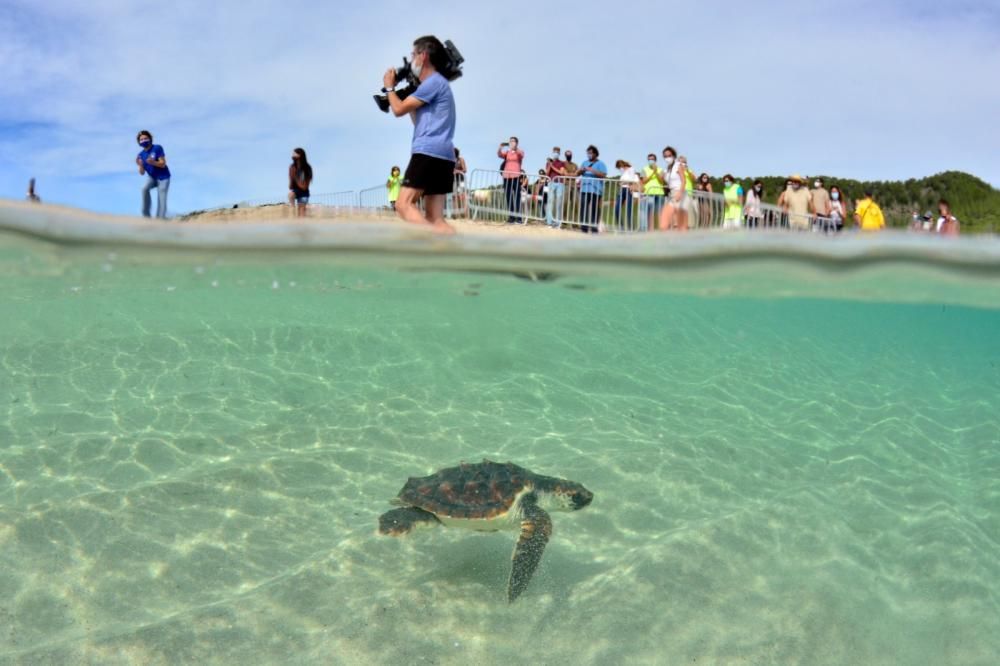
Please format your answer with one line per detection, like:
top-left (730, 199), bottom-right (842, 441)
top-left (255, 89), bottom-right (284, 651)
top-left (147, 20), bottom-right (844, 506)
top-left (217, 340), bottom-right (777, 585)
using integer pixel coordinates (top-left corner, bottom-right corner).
top-left (288, 148), bottom-right (313, 218)
top-left (382, 35), bottom-right (457, 233)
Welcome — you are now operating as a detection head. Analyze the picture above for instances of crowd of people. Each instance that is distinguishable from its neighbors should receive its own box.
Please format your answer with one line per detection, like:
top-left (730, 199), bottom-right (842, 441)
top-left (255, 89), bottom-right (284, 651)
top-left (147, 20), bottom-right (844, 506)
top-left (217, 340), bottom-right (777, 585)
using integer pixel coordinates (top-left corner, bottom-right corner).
top-left (120, 126), bottom-right (956, 238)
top-left (415, 138), bottom-right (962, 236)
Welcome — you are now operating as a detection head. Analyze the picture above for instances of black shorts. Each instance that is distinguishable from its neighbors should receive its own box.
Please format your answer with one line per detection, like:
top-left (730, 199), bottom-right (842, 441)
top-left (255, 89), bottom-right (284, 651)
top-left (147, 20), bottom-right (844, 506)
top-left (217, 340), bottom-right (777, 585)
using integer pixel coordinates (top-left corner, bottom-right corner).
top-left (403, 154), bottom-right (456, 196)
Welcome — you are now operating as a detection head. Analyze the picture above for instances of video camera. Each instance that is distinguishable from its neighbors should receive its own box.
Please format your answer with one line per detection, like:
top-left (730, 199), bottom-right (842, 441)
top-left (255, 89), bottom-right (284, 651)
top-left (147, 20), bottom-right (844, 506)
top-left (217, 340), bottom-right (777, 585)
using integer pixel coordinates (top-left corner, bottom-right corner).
top-left (374, 39), bottom-right (464, 113)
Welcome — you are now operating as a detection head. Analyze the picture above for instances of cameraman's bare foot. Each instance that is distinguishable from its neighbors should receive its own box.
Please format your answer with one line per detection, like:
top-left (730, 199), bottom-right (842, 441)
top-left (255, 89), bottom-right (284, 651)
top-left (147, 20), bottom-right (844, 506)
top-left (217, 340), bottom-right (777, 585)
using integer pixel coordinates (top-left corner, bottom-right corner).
top-left (429, 221), bottom-right (456, 234)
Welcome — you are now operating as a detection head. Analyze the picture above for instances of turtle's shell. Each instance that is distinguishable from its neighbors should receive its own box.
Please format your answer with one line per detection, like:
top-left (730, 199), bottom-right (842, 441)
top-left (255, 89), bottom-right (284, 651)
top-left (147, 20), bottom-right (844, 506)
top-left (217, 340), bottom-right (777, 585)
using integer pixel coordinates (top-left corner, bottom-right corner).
top-left (394, 460), bottom-right (535, 520)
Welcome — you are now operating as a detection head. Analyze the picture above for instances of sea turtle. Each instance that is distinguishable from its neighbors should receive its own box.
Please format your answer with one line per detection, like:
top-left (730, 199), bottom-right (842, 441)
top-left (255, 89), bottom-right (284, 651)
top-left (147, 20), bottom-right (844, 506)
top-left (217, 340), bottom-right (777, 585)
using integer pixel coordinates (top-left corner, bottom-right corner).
top-left (378, 460), bottom-right (593, 602)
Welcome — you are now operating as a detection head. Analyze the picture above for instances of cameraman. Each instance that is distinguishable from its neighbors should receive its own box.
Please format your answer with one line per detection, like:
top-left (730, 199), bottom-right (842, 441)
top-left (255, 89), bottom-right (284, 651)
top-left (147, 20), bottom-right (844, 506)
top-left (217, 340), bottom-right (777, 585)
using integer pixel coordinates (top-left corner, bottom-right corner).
top-left (383, 36), bottom-right (457, 234)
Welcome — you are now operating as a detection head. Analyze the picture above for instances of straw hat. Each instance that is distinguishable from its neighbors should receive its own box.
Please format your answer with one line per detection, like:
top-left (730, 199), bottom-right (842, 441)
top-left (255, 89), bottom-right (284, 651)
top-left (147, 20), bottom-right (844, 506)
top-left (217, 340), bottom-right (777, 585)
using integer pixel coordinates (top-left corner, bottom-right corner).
top-left (789, 174), bottom-right (804, 182)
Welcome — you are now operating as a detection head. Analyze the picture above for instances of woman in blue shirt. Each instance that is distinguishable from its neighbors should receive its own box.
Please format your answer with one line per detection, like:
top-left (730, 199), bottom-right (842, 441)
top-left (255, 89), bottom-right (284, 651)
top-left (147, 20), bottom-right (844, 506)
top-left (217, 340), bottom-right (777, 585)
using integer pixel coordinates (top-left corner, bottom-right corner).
top-left (577, 145), bottom-right (607, 233)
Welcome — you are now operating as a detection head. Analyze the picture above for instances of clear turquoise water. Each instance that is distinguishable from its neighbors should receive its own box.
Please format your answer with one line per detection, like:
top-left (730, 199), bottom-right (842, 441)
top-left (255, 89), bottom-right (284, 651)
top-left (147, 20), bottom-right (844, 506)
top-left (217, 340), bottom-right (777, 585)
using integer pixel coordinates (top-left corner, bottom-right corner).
top-left (1, 226), bottom-right (998, 664)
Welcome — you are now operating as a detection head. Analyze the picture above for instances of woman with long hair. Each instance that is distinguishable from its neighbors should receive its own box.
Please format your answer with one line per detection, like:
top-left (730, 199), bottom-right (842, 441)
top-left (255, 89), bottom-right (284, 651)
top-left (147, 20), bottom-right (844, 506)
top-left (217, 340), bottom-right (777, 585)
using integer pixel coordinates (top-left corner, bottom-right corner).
top-left (936, 199), bottom-right (960, 236)
top-left (828, 185), bottom-right (847, 232)
top-left (744, 180), bottom-right (764, 229)
top-left (695, 171), bottom-right (713, 228)
top-left (288, 148), bottom-right (313, 218)
top-left (658, 146), bottom-right (688, 231)
top-left (614, 159), bottom-right (639, 230)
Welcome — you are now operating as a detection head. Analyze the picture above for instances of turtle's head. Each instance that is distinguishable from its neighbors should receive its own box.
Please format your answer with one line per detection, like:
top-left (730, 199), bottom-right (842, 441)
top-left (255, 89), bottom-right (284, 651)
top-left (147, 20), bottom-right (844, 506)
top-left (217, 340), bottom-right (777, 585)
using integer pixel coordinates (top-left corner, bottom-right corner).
top-left (538, 478), bottom-right (593, 512)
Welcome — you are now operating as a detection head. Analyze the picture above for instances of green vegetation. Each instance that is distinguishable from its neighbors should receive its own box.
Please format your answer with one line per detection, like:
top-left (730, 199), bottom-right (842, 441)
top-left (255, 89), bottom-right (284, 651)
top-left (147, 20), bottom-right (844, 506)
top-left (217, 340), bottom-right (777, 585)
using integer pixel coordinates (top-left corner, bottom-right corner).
top-left (720, 171), bottom-right (999, 232)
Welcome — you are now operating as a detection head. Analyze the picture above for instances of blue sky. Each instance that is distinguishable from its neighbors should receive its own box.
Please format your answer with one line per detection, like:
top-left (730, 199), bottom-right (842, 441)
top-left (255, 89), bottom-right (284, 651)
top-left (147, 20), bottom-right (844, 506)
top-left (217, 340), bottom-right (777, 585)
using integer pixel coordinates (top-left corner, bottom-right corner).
top-left (1, 0), bottom-right (998, 216)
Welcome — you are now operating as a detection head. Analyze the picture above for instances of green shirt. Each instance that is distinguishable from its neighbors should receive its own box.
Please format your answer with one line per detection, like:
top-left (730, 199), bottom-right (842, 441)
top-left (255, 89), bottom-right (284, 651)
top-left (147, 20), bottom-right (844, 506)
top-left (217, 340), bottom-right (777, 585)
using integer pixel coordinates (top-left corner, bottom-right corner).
top-left (724, 183), bottom-right (743, 220)
top-left (387, 175), bottom-right (402, 202)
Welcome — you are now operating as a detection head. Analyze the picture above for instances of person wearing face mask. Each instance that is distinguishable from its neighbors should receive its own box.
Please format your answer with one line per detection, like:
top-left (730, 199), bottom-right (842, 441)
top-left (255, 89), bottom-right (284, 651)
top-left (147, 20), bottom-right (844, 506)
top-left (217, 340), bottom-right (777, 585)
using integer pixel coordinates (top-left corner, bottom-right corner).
top-left (287, 148), bottom-right (313, 218)
top-left (386, 166), bottom-right (402, 210)
top-left (638, 153), bottom-right (665, 232)
top-left (544, 146), bottom-right (567, 228)
top-left (135, 130), bottom-right (171, 219)
top-left (744, 181), bottom-right (764, 228)
top-left (693, 173), bottom-right (714, 228)
top-left (578, 145), bottom-right (607, 233)
top-left (382, 35), bottom-right (457, 234)
top-left (563, 150), bottom-right (578, 177)
top-left (810, 178), bottom-right (832, 232)
top-left (614, 160), bottom-right (640, 230)
top-left (658, 146), bottom-right (688, 231)
top-left (497, 136), bottom-right (525, 224)
top-left (782, 174), bottom-right (812, 230)
top-left (722, 175), bottom-right (744, 230)
top-left (828, 185), bottom-right (846, 232)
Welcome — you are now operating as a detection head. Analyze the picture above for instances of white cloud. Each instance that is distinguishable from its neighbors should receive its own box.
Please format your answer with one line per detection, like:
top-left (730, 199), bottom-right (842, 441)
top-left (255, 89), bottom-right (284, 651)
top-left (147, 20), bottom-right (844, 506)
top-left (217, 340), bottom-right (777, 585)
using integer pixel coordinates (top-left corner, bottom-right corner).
top-left (0, 0), bottom-right (997, 214)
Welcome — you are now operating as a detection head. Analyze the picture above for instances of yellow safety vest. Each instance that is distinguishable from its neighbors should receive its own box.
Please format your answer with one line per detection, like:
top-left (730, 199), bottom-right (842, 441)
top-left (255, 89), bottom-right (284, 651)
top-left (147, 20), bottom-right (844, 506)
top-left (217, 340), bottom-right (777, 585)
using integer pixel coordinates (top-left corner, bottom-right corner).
top-left (642, 166), bottom-right (665, 196)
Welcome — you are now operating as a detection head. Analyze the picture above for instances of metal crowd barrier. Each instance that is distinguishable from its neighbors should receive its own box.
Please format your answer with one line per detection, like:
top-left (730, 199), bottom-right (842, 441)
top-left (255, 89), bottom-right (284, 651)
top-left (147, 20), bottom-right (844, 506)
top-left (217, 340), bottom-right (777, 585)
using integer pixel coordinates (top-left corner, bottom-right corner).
top-left (207, 169), bottom-right (856, 235)
top-left (357, 184), bottom-right (397, 218)
top-left (356, 175), bottom-right (467, 220)
top-left (687, 191), bottom-right (726, 229)
top-left (304, 190), bottom-right (360, 217)
top-left (548, 177), bottom-right (732, 233)
top-left (548, 174), bottom-right (631, 232)
top-left (466, 168), bottom-right (738, 233)
top-left (466, 169), bottom-right (546, 225)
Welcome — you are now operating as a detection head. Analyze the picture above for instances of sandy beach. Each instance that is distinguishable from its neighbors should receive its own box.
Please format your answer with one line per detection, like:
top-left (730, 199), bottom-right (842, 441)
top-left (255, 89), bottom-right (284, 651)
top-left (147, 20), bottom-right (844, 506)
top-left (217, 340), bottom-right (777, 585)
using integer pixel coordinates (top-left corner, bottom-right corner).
top-left (182, 203), bottom-right (566, 238)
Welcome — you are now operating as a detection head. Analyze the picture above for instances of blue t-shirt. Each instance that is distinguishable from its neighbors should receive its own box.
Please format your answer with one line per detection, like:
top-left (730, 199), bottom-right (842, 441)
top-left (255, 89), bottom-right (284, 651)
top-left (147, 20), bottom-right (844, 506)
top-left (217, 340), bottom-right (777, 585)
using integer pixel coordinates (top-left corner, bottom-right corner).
top-left (411, 73), bottom-right (456, 162)
top-left (138, 144), bottom-right (171, 180)
top-left (579, 160), bottom-right (607, 194)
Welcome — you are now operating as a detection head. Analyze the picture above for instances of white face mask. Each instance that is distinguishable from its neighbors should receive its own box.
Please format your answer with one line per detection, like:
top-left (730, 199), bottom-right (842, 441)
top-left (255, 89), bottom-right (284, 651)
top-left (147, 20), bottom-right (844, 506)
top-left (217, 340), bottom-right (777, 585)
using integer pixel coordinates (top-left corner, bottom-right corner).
top-left (832, 192), bottom-right (840, 201)
top-left (648, 160), bottom-right (656, 167)
top-left (552, 152), bottom-right (559, 160)
top-left (664, 157), bottom-right (675, 166)
top-left (814, 182), bottom-right (821, 189)
top-left (412, 55), bottom-right (424, 78)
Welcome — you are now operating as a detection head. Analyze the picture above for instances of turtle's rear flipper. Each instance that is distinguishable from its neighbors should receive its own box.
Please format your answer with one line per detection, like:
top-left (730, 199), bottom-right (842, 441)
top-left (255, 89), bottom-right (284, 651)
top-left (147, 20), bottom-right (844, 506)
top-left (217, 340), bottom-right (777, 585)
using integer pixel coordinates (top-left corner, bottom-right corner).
top-left (378, 507), bottom-right (441, 536)
top-left (507, 498), bottom-right (552, 602)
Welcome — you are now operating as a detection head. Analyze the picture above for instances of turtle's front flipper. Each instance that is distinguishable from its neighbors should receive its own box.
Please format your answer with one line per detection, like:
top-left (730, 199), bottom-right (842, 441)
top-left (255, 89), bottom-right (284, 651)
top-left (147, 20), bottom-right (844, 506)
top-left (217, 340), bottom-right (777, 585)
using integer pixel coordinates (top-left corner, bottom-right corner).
top-left (378, 507), bottom-right (441, 536)
top-left (507, 495), bottom-right (552, 602)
